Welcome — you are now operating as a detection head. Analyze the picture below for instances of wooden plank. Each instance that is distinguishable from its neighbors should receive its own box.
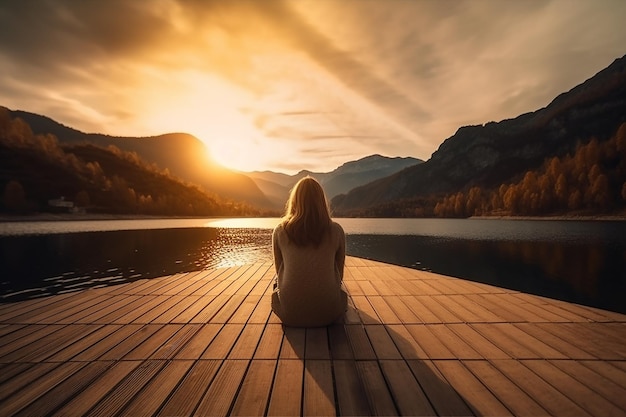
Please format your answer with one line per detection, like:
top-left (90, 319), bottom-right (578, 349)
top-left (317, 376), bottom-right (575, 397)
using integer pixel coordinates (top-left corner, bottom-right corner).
top-left (228, 323), bottom-right (264, 359)
top-left (426, 324), bottom-right (483, 359)
top-left (254, 323), bottom-right (284, 359)
top-left (305, 327), bottom-right (330, 360)
top-left (280, 326), bottom-right (305, 359)
top-left (435, 360), bottom-right (513, 416)
top-left (267, 359), bottom-right (304, 416)
top-left (523, 359), bottom-right (626, 417)
top-left (364, 325), bottom-right (402, 359)
top-left (380, 295), bottom-right (421, 323)
top-left (0, 324), bottom-right (64, 358)
top-left (399, 295), bottom-right (442, 323)
top-left (536, 323), bottom-right (623, 359)
top-left (174, 323), bottom-right (222, 359)
top-left (350, 295), bottom-right (380, 324)
top-left (470, 323), bottom-right (544, 359)
top-left (90, 296), bottom-right (155, 325)
top-left (303, 360), bottom-right (336, 416)
top-left (211, 294), bottom-right (247, 323)
top-left (19, 292), bottom-right (109, 324)
top-left (408, 359), bottom-right (474, 416)
top-left (124, 324), bottom-right (183, 360)
top-left (14, 324), bottom-right (100, 362)
top-left (553, 360), bottom-right (626, 411)
top-left (0, 362), bottom-right (32, 385)
top-left (404, 324), bottom-right (456, 359)
top-left (231, 359), bottom-right (276, 416)
top-left (86, 360), bottom-right (167, 417)
top-left (247, 295), bottom-right (273, 324)
top-left (119, 360), bottom-right (194, 416)
top-left (18, 362), bottom-right (114, 416)
top-left (332, 360), bottom-right (370, 416)
top-left (0, 362), bottom-right (59, 402)
top-left (128, 294), bottom-right (184, 324)
top-left (445, 323), bottom-right (510, 359)
top-left (367, 296), bottom-right (401, 323)
top-left (327, 324), bottom-right (353, 360)
top-left (442, 294), bottom-right (503, 322)
top-left (379, 359), bottom-right (436, 416)
top-left (0, 361), bottom-right (86, 416)
top-left (46, 324), bottom-right (122, 361)
top-left (201, 323), bottom-right (244, 359)
top-left (466, 294), bottom-right (527, 322)
top-left (513, 323), bottom-right (596, 359)
top-left (228, 294), bottom-right (262, 323)
top-left (355, 360), bottom-right (398, 415)
top-left (345, 325), bottom-right (376, 360)
top-left (579, 360), bottom-right (626, 389)
top-left (151, 294), bottom-right (200, 324)
top-left (385, 324), bottom-right (429, 359)
top-left (73, 294), bottom-right (141, 324)
top-left (463, 360), bottom-right (548, 416)
top-left (72, 324), bottom-right (144, 361)
top-left (413, 295), bottom-right (462, 323)
top-left (491, 359), bottom-right (588, 416)
top-left (99, 324), bottom-right (163, 360)
top-left (150, 323), bottom-right (201, 359)
top-left (170, 295), bottom-right (208, 323)
top-left (194, 359), bottom-right (250, 416)
top-left (0, 324), bottom-right (27, 346)
top-left (157, 359), bottom-right (221, 416)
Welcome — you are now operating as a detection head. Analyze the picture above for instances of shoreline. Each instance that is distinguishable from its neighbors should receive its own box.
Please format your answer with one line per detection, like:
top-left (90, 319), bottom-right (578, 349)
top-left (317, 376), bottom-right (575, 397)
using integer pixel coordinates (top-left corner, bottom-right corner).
top-left (0, 213), bottom-right (238, 223)
top-left (1, 212), bottom-right (625, 223)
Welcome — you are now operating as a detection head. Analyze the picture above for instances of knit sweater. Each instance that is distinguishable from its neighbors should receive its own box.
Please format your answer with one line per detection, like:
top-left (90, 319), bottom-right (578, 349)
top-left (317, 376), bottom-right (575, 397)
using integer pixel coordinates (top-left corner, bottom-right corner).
top-left (271, 221), bottom-right (347, 327)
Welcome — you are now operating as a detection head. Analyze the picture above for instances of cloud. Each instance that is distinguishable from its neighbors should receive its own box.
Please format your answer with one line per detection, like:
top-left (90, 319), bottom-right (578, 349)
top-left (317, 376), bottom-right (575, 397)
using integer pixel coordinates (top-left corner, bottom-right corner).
top-left (1, 0), bottom-right (625, 173)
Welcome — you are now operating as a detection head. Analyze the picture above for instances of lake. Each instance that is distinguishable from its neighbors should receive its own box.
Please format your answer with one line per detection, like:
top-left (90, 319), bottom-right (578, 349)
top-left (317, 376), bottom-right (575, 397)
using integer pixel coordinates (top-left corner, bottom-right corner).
top-left (1, 217), bottom-right (624, 314)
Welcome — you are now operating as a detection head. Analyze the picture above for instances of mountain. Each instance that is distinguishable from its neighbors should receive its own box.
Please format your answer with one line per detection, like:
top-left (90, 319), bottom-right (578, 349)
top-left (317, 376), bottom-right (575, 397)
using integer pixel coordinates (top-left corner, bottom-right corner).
top-left (246, 154), bottom-right (423, 208)
top-left (5, 109), bottom-right (274, 210)
top-left (0, 111), bottom-right (260, 216)
top-left (332, 54), bottom-right (626, 214)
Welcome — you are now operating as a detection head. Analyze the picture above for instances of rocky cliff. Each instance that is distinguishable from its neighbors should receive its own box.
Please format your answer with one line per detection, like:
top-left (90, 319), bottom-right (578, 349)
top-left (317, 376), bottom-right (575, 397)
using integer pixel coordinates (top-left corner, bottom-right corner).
top-left (332, 55), bottom-right (626, 212)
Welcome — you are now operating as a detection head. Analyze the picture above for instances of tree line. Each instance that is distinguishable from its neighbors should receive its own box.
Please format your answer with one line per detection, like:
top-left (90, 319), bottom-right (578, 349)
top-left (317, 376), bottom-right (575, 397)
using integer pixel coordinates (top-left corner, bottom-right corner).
top-left (0, 109), bottom-right (261, 216)
top-left (434, 123), bottom-right (626, 217)
top-left (338, 123), bottom-right (626, 218)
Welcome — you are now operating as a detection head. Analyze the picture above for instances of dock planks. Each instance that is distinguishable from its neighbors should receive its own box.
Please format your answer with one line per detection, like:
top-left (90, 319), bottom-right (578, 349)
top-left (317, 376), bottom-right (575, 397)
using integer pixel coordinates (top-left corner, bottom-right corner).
top-left (1, 256), bottom-right (625, 416)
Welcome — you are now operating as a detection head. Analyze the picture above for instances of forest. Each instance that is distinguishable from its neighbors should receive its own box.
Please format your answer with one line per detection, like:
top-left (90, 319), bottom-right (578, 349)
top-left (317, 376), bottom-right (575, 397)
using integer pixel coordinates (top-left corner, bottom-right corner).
top-left (0, 109), bottom-right (261, 216)
top-left (341, 123), bottom-right (626, 218)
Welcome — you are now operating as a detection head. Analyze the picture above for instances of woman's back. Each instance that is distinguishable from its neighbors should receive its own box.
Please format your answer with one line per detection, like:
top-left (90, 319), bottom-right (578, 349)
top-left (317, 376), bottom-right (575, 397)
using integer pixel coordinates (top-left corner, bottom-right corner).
top-left (272, 221), bottom-right (346, 327)
top-left (270, 176), bottom-right (347, 327)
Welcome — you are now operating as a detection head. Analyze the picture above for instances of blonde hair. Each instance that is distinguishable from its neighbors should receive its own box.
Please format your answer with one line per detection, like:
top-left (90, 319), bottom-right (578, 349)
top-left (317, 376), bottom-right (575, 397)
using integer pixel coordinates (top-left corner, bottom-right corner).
top-left (282, 176), bottom-right (332, 246)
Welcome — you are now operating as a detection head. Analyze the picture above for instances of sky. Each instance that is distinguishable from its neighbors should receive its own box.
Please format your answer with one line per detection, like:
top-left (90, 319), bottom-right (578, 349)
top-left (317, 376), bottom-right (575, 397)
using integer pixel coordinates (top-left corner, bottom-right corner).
top-left (1, 0), bottom-right (625, 174)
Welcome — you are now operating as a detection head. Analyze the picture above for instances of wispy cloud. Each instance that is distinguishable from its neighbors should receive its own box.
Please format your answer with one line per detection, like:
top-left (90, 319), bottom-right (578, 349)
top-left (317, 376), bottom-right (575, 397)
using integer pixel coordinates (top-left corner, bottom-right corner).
top-left (0, 0), bottom-right (625, 173)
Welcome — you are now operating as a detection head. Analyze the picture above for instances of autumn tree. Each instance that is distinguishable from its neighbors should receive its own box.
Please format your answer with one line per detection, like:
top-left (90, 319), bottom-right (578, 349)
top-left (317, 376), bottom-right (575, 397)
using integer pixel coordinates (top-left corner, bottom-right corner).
top-left (2, 180), bottom-right (26, 212)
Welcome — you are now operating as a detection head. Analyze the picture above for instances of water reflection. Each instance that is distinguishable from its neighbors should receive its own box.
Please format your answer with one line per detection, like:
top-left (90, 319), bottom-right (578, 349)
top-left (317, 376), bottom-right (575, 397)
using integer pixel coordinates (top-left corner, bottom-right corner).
top-left (347, 235), bottom-right (626, 314)
top-left (0, 228), bottom-right (272, 301)
top-left (1, 222), bottom-right (624, 314)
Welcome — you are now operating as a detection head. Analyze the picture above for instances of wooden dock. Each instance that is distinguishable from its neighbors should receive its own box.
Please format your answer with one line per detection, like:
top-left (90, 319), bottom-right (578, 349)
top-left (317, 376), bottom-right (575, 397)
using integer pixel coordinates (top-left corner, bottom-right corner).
top-left (1, 256), bottom-right (625, 416)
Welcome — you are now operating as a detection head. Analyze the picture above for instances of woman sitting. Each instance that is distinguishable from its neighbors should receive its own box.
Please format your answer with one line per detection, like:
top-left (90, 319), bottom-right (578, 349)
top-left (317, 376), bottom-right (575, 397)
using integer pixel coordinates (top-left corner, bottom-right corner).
top-left (271, 176), bottom-right (348, 327)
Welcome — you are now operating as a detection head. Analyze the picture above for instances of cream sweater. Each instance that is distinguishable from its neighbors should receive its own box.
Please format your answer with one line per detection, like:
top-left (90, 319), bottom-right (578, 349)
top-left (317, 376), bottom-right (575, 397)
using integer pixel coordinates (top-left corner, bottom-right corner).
top-left (271, 221), bottom-right (347, 327)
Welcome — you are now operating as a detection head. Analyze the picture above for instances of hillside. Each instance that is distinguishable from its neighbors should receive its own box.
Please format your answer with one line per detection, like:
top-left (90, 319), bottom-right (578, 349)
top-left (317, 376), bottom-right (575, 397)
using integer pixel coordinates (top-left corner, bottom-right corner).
top-left (332, 54), bottom-right (626, 216)
top-left (247, 154), bottom-right (422, 208)
top-left (0, 110), bottom-right (260, 216)
top-left (5, 109), bottom-right (274, 210)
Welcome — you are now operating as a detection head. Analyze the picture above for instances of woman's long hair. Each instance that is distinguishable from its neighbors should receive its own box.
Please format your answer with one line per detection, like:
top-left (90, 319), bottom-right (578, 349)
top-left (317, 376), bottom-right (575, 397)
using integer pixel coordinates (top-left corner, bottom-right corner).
top-left (282, 176), bottom-right (332, 246)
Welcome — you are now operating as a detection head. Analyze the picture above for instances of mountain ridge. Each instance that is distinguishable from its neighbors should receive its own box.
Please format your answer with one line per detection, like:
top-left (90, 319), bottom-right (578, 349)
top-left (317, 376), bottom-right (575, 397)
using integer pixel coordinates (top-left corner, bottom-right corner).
top-left (332, 54), bottom-right (626, 214)
top-left (245, 154), bottom-right (422, 208)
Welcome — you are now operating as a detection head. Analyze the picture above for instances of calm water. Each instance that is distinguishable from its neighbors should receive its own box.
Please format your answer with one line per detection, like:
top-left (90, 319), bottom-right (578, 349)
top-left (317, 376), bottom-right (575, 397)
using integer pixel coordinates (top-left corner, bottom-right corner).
top-left (1, 218), bottom-right (625, 313)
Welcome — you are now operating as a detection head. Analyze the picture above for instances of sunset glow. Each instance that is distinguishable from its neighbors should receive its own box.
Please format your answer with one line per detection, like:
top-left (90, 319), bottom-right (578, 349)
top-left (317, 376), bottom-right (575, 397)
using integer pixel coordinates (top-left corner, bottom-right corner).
top-left (1, 0), bottom-right (625, 173)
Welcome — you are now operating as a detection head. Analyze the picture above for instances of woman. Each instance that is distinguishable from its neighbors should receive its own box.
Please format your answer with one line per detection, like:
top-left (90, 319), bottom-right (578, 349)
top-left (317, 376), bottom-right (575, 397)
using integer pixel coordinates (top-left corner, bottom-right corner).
top-left (271, 176), bottom-right (348, 327)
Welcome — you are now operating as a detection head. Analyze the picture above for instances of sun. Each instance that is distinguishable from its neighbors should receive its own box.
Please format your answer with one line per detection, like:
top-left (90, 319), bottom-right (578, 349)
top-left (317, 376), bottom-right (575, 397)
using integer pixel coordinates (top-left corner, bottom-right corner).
top-left (207, 136), bottom-right (270, 172)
